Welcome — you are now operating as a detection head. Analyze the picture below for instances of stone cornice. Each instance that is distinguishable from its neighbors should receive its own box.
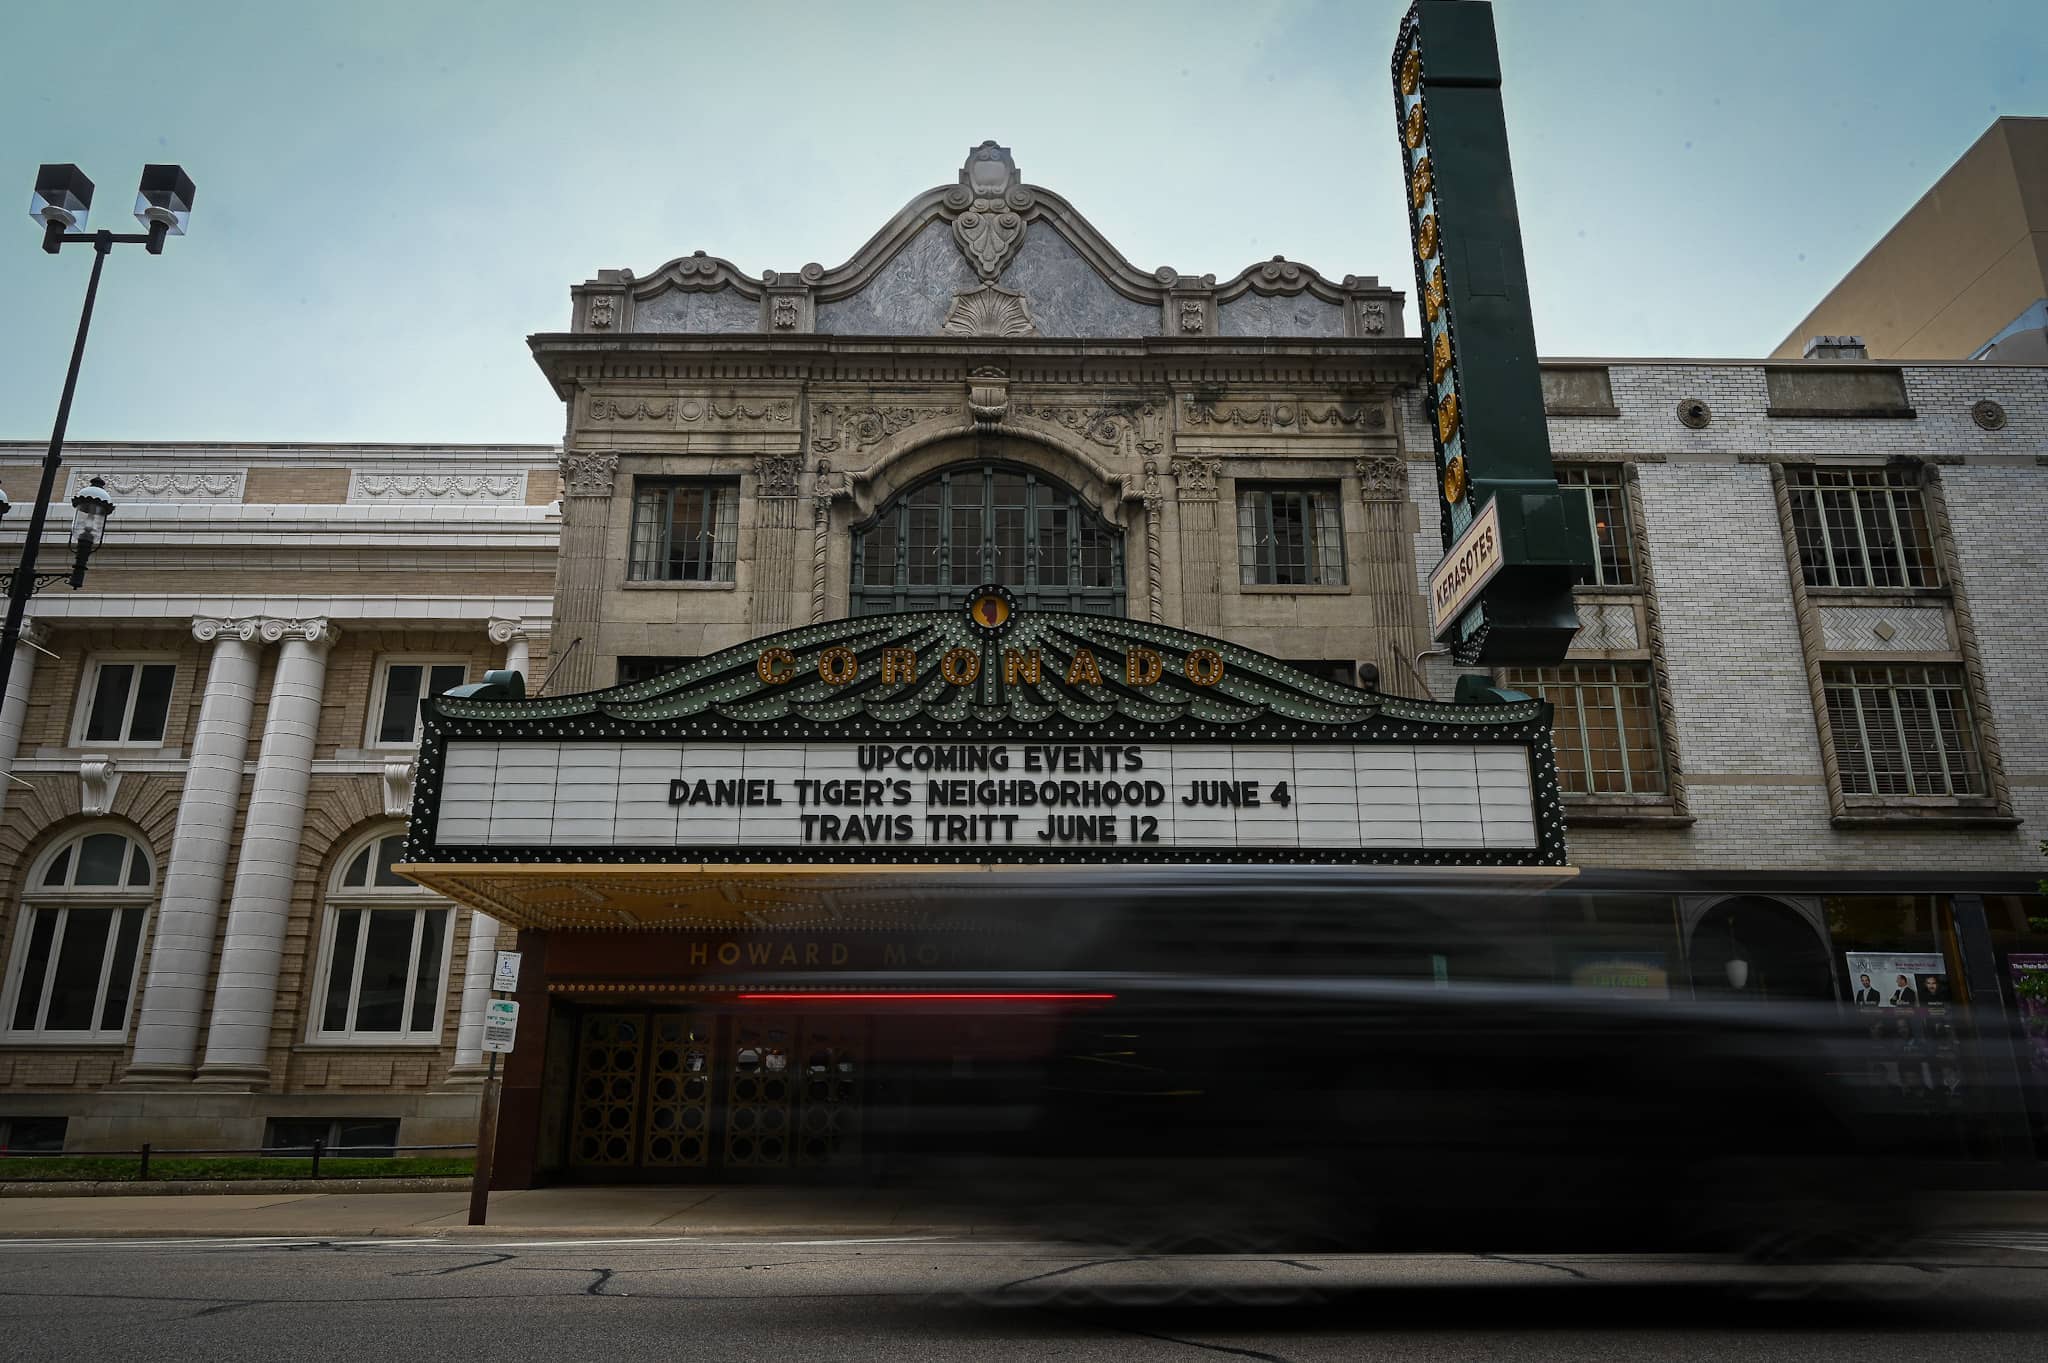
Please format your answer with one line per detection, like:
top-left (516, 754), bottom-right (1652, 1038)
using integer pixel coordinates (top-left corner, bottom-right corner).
top-left (529, 333), bottom-right (1426, 397)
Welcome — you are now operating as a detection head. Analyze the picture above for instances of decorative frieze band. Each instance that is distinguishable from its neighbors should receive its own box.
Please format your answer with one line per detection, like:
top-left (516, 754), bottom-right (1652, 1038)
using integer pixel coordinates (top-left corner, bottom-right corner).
top-left (67, 469), bottom-right (245, 503)
top-left (349, 472), bottom-right (526, 503)
top-left (1182, 398), bottom-right (1386, 432)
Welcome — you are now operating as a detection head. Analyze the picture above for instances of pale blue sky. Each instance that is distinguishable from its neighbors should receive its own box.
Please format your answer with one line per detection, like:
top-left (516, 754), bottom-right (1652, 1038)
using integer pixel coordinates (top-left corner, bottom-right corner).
top-left (0, 0), bottom-right (2039, 444)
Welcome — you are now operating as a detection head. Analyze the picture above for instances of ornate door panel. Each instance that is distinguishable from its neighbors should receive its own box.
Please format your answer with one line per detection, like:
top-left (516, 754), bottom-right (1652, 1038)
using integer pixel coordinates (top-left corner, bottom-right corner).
top-left (798, 1017), bottom-right (864, 1166)
top-left (642, 1013), bottom-right (714, 1168)
top-left (569, 1012), bottom-right (645, 1169)
top-left (724, 1013), bottom-right (795, 1168)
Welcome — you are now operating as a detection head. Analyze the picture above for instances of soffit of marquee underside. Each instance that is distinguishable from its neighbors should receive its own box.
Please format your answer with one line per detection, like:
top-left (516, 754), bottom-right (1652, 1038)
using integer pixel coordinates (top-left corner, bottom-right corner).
top-left (565, 141), bottom-right (1407, 341)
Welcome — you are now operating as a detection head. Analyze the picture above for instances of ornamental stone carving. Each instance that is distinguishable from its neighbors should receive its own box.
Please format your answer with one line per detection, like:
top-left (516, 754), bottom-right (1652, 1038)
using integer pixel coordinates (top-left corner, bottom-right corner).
top-left (350, 473), bottom-right (524, 502)
top-left (942, 140), bottom-right (1034, 280)
top-left (1171, 456), bottom-right (1223, 501)
top-left (589, 396), bottom-right (673, 422)
top-left (562, 450), bottom-right (619, 497)
top-left (382, 757), bottom-right (418, 817)
top-left (941, 283), bottom-right (1038, 337)
top-left (1355, 455), bottom-right (1407, 501)
top-left (1179, 300), bottom-right (1205, 333)
top-left (79, 755), bottom-right (121, 816)
top-left (753, 454), bottom-right (804, 498)
top-left (486, 618), bottom-right (528, 646)
top-left (587, 293), bottom-right (616, 330)
top-left (69, 470), bottom-right (244, 502)
top-left (259, 617), bottom-right (340, 650)
top-left (967, 367), bottom-right (1009, 431)
top-left (810, 404), bottom-right (949, 454)
top-left (771, 296), bottom-right (800, 331)
top-left (192, 616), bottom-right (261, 643)
top-left (1970, 399), bottom-right (2007, 431)
top-left (1360, 299), bottom-right (1388, 334)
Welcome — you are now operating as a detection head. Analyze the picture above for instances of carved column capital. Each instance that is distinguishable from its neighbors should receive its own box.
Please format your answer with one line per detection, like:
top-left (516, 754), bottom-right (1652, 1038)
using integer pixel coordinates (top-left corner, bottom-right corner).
top-left (1355, 455), bottom-right (1408, 502)
top-left (753, 454), bottom-right (803, 498)
top-left (486, 617), bottom-right (528, 646)
top-left (561, 449), bottom-right (620, 497)
top-left (1170, 457), bottom-right (1223, 502)
top-left (191, 616), bottom-right (261, 644)
top-left (258, 617), bottom-right (341, 652)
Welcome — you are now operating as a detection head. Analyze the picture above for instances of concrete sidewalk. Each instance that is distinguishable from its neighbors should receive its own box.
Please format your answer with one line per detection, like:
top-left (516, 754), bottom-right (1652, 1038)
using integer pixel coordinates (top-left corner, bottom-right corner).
top-left (0, 1185), bottom-right (997, 1239)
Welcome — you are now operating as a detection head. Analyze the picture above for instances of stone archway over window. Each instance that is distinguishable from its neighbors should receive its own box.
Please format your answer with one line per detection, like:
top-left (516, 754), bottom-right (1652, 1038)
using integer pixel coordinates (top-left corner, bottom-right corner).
top-left (849, 460), bottom-right (1124, 616)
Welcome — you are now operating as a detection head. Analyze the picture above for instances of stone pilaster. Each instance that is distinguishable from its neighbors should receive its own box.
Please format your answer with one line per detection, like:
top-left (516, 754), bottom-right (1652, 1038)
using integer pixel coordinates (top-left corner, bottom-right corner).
top-left (1171, 457), bottom-right (1223, 630)
top-left (124, 618), bottom-right (265, 1083)
top-left (1355, 455), bottom-right (1421, 694)
top-left (0, 619), bottom-right (47, 825)
top-left (551, 449), bottom-right (617, 693)
top-left (195, 618), bottom-right (341, 1086)
top-left (748, 454), bottom-right (805, 632)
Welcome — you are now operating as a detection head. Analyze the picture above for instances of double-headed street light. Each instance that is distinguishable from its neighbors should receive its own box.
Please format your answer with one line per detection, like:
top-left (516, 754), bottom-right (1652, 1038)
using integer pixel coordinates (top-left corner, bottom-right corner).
top-left (0, 163), bottom-right (193, 708)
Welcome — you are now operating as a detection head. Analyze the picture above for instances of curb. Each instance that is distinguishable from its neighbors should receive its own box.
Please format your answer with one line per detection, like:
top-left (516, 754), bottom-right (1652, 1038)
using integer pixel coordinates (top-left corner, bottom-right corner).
top-left (0, 1177), bottom-right (470, 1198)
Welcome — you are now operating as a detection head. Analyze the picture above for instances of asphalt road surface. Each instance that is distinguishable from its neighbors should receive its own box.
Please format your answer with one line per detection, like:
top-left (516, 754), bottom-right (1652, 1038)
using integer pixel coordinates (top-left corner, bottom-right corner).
top-left (2, 1232), bottom-right (2046, 1361)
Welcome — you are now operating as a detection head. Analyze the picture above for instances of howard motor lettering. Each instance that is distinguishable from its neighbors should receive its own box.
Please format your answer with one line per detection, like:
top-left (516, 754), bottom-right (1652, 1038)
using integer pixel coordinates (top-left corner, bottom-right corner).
top-left (755, 644), bottom-right (1225, 690)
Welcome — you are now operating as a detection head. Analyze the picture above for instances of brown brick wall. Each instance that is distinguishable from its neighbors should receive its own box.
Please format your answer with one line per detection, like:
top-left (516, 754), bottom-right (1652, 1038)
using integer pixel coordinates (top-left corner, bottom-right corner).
top-left (242, 467), bottom-right (350, 503)
top-left (525, 466), bottom-right (562, 504)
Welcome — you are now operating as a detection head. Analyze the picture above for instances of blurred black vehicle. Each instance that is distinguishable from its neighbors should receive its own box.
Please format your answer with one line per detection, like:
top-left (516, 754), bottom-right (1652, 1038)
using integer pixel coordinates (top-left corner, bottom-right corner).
top-left (730, 867), bottom-right (2040, 1254)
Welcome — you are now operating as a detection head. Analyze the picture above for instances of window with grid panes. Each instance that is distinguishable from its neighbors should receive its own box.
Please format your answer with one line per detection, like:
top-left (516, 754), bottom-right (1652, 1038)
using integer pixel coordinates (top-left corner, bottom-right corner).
top-left (1556, 466), bottom-right (1636, 587)
top-left (1237, 485), bottom-right (1345, 586)
top-left (851, 463), bottom-right (1124, 615)
top-left (1823, 663), bottom-right (1985, 798)
top-left (628, 479), bottom-right (740, 583)
top-left (372, 660), bottom-right (466, 747)
top-left (75, 658), bottom-right (177, 745)
top-left (313, 831), bottom-right (453, 1042)
top-left (1498, 662), bottom-right (1667, 797)
top-left (4, 829), bottom-right (152, 1041)
top-left (1785, 466), bottom-right (1938, 589)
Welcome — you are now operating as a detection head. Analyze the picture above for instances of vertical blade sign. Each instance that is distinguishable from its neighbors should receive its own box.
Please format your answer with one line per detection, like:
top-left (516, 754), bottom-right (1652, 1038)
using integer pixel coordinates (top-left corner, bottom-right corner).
top-left (1394, 1), bottom-right (1592, 665)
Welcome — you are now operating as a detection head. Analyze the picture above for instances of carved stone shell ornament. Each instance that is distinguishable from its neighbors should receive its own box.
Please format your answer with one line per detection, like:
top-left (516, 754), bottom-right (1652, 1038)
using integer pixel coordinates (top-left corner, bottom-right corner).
top-left (942, 284), bottom-right (1038, 338)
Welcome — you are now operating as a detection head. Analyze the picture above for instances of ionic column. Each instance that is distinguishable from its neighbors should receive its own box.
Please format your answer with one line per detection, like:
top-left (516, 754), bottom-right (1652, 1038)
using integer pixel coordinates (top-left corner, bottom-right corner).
top-left (449, 909), bottom-right (501, 1077)
top-left (196, 618), bottom-right (340, 1085)
top-left (488, 617), bottom-right (531, 681)
top-left (0, 619), bottom-right (46, 826)
top-left (124, 618), bottom-right (265, 1082)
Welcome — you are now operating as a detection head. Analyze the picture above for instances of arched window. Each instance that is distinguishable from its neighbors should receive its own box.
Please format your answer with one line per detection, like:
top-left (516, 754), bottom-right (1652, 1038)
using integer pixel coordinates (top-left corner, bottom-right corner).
top-left (850, 462), bottom-right (1125, 616)
top-left (4, 828), bottom-right (153, 1041)
top-left (313, 829), bottom-right (452, 1042)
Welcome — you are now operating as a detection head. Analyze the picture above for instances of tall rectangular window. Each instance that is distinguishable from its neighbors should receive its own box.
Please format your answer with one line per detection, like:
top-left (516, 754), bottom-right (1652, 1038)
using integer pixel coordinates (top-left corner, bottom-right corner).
top-left (372, 660), bottom-right (467, 746)
top-left (1557, 466), bottom-right (1636, 587)
top-left (1786, 466), bottom-right (1938, 589)
top-left (1499, 662), bottom-right (1667, 797)
top-left (1237, 485), bottom-right (1345, 587)
top-left (628, 479), bottom-right (740, 583)
top-left (75, 659), bottom-right (177, 745)
top-left (1824, 663), bottom-right (1984, 797)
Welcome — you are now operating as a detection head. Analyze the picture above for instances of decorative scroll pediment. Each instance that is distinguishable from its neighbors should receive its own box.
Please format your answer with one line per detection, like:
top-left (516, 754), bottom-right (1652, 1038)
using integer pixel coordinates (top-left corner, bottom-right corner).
top-left (569, 141), bottom-right (1406, 339)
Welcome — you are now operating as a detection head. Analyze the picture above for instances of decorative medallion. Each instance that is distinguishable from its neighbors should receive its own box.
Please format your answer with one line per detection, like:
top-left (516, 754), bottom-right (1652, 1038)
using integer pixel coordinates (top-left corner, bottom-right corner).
top-left (1970, 399), bottom-right (2007, 431)
top-left (1676, 398), bottom-right (1712, 430)
top-left (965, 583), bottom-right (1017, 639)
top-left (1442, 454), bottom-right (1468, 504)
top-left (967, 367), bottom-right (1009, 431)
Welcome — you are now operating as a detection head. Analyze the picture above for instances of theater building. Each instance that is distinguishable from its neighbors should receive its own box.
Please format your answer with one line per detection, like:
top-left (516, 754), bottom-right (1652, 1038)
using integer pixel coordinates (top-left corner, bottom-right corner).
top-left (2, 142), bottom-right (2044, 1167)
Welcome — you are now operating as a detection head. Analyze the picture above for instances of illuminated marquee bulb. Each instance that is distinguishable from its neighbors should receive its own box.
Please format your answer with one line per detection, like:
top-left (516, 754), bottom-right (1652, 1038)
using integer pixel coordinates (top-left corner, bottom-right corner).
top-left (1416, 213), bottom-right (1437, 261)
top-left (1431, 331), bottom-right (1452, 385)
top-left (1409, 155), bottom-right (1432, 211)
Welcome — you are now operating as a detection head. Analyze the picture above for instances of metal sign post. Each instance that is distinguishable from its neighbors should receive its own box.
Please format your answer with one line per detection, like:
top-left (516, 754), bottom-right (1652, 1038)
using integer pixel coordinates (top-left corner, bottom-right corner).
top-left (468, 994), bottom-right (520, 1226)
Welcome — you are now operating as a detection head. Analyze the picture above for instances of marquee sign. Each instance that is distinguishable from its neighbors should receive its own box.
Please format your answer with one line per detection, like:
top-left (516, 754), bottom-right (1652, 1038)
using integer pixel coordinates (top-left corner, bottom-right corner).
top-left (399, 594), bottom-right (1569, 878)
top-left (1394, 0), bottom-right (1592, 663)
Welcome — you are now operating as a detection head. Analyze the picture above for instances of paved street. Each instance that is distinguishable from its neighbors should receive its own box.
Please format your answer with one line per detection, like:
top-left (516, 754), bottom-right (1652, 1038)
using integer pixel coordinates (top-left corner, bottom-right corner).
top-left (1, 1232), bottom-right (2045, 1362)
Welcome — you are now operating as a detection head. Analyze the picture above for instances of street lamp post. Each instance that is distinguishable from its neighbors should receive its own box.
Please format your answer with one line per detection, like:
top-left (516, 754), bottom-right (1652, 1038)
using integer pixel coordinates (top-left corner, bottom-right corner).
top-left (0, 163), bottom-right (194, 709)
